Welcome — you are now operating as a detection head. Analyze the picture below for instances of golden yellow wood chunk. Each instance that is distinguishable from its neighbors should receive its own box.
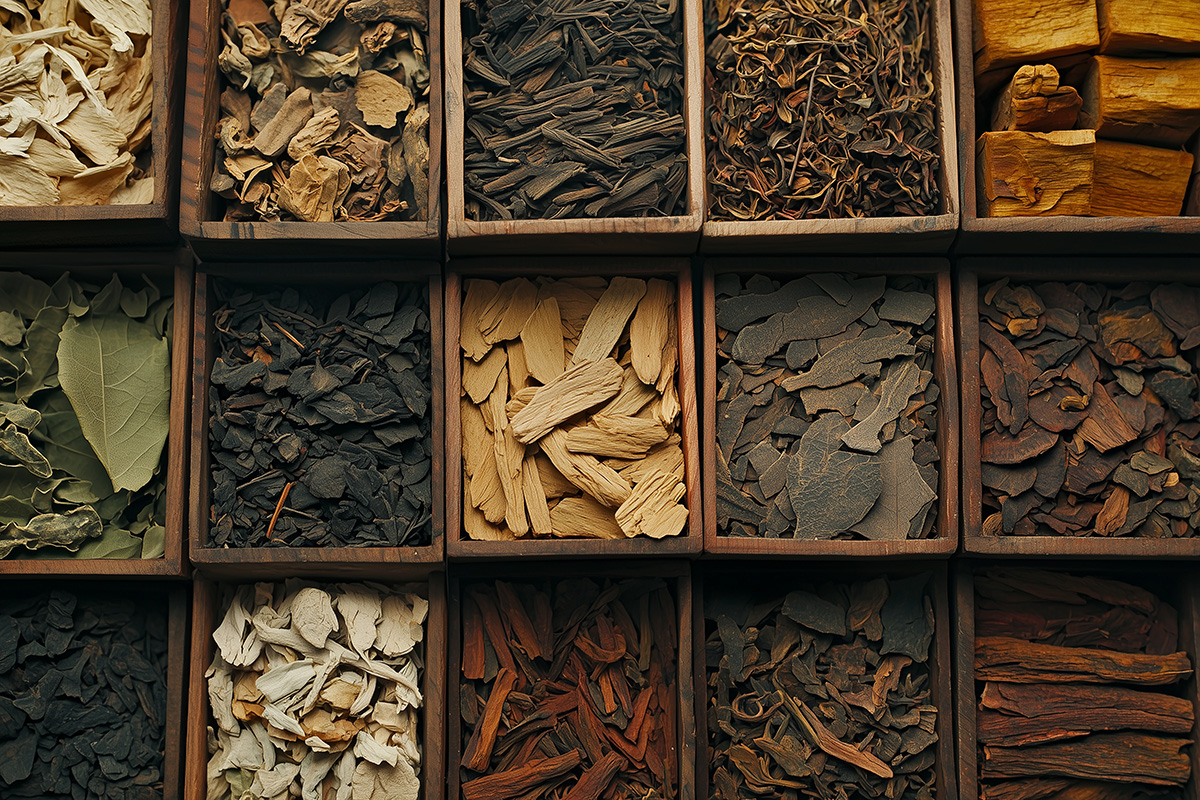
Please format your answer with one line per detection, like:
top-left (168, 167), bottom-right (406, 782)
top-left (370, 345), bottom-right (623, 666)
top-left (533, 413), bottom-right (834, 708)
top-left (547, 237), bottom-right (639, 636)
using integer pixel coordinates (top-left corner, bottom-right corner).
top-left (1098, 0), bottom-right (1200, 55)
top-left (1089, 139), bottom-right (1194, 217)
top-left (1081, 56), bottom-right (1200, 147)
top-left (990, 65), bottom-right (1082, 133)
top-left (974, 0), bottom-right (1098, 74)
top-left (977, 130), bottom-right (1095, 217)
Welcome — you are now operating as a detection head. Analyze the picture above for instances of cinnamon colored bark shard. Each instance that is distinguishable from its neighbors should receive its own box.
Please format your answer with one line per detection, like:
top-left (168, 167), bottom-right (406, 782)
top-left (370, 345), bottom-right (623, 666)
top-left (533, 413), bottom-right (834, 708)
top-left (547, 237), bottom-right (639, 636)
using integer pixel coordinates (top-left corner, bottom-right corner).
top-left (975, 636), bottom-right (1191, 685)
top-left (981, 733), bottom-right (1190, 785)
top-left (982, 425), bottom-right (1059, 464)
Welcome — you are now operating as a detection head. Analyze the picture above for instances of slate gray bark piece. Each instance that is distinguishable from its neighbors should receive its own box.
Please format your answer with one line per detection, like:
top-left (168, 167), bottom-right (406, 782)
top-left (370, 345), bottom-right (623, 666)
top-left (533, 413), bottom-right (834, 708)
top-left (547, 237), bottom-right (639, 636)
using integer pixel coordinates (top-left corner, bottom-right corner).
top-left (718, 393), bottom-right (755, 463)
top-left (880, 574), bottom-right (933, 662)
top-left (715, 277), bottom-right (818, 330)
top-left (782, 331), bottom-right (915, 391)
top-left (810, 273), bottom-right (854, 306)
top-left (785, 339), bottom-right (818, 370)
top-left (852, 438), bottom-right (937, 541)
top-left (799, 382), bottom-right (867, 416)
top-left (731, 276), bottom-right (886, 364)
top-left (842, 360), bottom-right (921, 454)
top-left (982, 463), bottom-right (1037, 497)
top-left (781, 589), bottom-right (847, 636)
top-left (787, 415), bottom-right (881, 539)
top-left (878, 289), bottom-right (936, 325)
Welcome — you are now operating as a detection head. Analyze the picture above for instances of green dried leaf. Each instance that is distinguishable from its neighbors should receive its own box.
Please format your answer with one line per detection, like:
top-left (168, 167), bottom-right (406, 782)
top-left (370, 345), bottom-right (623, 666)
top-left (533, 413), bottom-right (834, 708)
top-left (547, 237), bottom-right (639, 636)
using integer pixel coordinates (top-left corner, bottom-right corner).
top-left (0, 425), bottom-right (52, 478)
top-left (57, 314), bottom-right (170, 492)
top-left (35, 391), bottom-right (114, 497)
top-left (0, 402), bottom-right (40, 430)
top-left (0, 311), bottom-right (24, 346)
top-left (0, 506), bottom-right (102, 558)
top-left (141, 524), bottom-right (165, 559)
top-left (73, 525), bottom-right (143, 559)
top-left (16, 303), bottom-right (67, 402)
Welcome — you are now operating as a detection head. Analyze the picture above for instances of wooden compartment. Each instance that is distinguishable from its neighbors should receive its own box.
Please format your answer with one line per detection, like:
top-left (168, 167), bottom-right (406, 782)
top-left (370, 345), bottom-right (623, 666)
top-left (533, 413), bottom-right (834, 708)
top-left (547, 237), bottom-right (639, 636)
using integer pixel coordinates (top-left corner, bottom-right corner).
top-left (954, 0), bottom-right (1200, 254)
top-left (958, 258), bottom-right (1200, 557)
top-left (694, 561), bottom-right (956, 800)
top-left (189, 263), bottom-right (444, 578)
top-left (702, 258), bottom-right (959, 558)
top-left (445, 258), bottom-right (702, 559)
top-left (0, 251), bottom-right (191, 577)
top-left (185, 571), bottom-right (445, 800)
top-left (0, 0), bottom-right (185, 247)
top-left (0, 578), bottom-right (188, 800)
top-left (699, 0), bottom-right (959, 254)
top-left (954, 560), bottom-right (1200, 800)
top-left (179, 0), bottom-right (443, 261)
top-left (448, 560), bottom-right (695, 800)
top-left (443, 0), bottom-right (704, 255)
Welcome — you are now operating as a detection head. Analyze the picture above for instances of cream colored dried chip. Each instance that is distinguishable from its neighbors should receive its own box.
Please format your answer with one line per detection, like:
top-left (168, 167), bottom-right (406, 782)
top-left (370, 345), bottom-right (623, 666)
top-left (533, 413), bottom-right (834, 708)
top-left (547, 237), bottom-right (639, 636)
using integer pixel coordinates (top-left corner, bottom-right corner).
top-left (356, 70), bottom-right (414, 128)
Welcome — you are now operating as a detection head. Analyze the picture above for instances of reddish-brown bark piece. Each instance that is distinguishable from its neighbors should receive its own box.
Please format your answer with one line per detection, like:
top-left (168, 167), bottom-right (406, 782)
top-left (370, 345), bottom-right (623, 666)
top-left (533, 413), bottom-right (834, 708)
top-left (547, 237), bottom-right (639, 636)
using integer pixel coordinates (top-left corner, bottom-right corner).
top-left (982, 425), bottom-right (1059, 464)
top-left (462, 668), bottom-right (517, 771)
top-left (981, 733), bottom-right (1190, 785)
top-left (461, 751), bottom-right (583, 800)
top-left (975, 636), bottom-right (1192, 685)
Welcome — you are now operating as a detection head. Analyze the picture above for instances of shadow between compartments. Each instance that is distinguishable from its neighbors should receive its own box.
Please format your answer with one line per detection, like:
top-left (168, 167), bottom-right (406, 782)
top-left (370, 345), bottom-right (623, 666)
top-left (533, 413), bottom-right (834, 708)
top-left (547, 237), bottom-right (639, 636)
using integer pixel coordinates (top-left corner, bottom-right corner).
top-left (702, 257), bottom-right (959, 558)
top-left (189, 261), bottom-right (445, 579)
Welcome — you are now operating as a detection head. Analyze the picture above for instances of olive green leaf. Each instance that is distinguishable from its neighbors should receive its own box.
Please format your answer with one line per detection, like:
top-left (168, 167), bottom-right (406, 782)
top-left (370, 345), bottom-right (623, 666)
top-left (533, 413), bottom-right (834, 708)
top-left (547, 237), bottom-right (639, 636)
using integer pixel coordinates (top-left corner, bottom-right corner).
top-left (57, 314), bottom-right (170, 493)
top-left (0, 425), bottom-right (51, 478)
top-left (0, 506), bottom-right (102, 558)
top-left (35, 391), bottom-right (114, 497)
top-left (73, 525), bottom-right (143, 559)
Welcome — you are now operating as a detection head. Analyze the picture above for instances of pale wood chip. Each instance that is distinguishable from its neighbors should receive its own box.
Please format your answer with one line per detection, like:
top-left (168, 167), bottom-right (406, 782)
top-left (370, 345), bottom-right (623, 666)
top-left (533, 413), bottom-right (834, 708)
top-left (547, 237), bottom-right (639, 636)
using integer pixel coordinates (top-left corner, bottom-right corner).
top-left (615, 437), bottom-right (685, 484)
top-left (600, 367), bottom-right (658, 417)
top-left (507, 340), bottom-right (531, 393)
top-left (509, 358), bottom-right (624, 444)
top-left (464, 483), bottom-right (514, 539)
top-left (615, 469), bottom-right (688, 539)
top-left (461, 279), bottom-right (499, 361)
top-left (565, 413), bottom-right (669, 458)
top-left (549, 494), bottom-right (625, 539)
top-left (539, 428), bottom-right (632, 507)
top-left (356, 69), bottom-right (413, 127)
top-left (462, 346), bottom-right (507, 404)
top-left (481, 277), bottom-right (539, 345)
top-left (521, 455), bottom-right (552, 535)
top-left (572, 277), bottom-right (647, 364)
top-left (520, 297), bottom-right (566, 384)
top-left (629, 278), bottom-right (671, 385)
top-left (535, 453), bottom-right (577, 499)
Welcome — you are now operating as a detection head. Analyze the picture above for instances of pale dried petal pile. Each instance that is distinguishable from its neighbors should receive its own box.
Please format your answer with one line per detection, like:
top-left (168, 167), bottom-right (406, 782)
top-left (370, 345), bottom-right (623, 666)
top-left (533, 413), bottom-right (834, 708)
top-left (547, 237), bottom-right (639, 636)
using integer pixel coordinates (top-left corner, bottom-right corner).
top-left (460, 275), bottom-right (689, 541)
top-left (0, 0), bottom-right (154, 206)
top-left (206, 581), bottom-right (426, 800)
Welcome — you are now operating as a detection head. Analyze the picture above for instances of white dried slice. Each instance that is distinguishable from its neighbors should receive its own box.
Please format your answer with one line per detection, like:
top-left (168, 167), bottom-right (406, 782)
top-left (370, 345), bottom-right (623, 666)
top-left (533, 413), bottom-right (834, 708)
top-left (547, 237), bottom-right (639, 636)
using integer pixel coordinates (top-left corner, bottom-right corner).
top-left (78, 0), bottom-right (151, 37)
top-left (262, 703), bottom-right (306, 738)
top-left (292, 587), bottom-right (339, 648)
top-left (214, 589), bottom-right (262, 667)
top-left (58, 152), bottom-right (134, 205)
top-left (0, 152), bottom-right (58, 204)
top-left (351, 759), bottom-right (419, 800)
top-left (26, 135), bottom-right (84, 176)
top-left (354, 730), bottom-right (400, 766)
top-left (356, 69), bottom-right (413, 127)
top-left (206, 654), bottom-right (239, 734)
top-left (59, 96), bottom-right (126, 165)
top-left (251, 763), bottom-right (300, 797)
top-left (334, 751), bottom-right (357, 800)
top-left (349, 671), bottom-right (377, 716)
top-left (376, 594), bottom-right (421, 657)
top-left (299, 751), bottom-right (339, 800)
top-left (108, 174), bottom-right (154, 204)
top-left (226, 727), bottom-right (267, 770)
top-left (256, 658), bottom-right (317, 703)
top-left (337, 585), bottom-right (382, 654)
top-left (319, 676), bottom-right (362, 711)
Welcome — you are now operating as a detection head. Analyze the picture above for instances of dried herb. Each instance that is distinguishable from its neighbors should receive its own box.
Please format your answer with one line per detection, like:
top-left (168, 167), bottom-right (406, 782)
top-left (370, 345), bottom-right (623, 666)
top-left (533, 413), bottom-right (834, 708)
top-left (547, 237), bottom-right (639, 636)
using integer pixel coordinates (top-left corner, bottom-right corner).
top-left (978, 279), bottom-right (1200, 538)
top-left (208, 280), bottom-right (433, 548)
top-left (716, 273), bottom-right (939, 540)
top-left (206, 581), bottom-right (426, 799)
top-left (211, 0), bottom-right (431, 222)
top-left (458, 577), bottom-right (679, 799)
top-left (0, 588), bottom-right (168, 797)
top-left (459, 276), bottom-right (687, 541)
top-left (0, 272), bottom-right (172, 560)
top-left (704, 573), bottom-right (939, 799)
top-left (974, 568), bottom-right (1194, 796)
top-left (460, 0), bottom-right (687, 220)
top-left (705, 0), bottom-right (942, 220)
top-left (0, 0), bottom-right (155, 206)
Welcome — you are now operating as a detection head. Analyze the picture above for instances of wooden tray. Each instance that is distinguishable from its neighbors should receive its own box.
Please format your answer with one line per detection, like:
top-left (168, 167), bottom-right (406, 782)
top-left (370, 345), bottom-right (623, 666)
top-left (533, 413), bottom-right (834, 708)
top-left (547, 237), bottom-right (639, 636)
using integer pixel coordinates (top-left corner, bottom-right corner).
top-left (693, 561), bottom-right (956, 800)
top-left (444, 258), bottom-right (702, 559)
top-left (447, 560), bottom-right (695, 800)
top-left (952, 0), bottom-right (1200, 255)
top-left (179, 0), bottom-right (443, 261)
top-left (958, 258), bottom-right (1200, 557)
top-left (699, 0), bottom-right (959, 254)
top-left (0, 579), bottom-right (188, 800)
top-left (0, 0), bottom-right (185, 248)
top-left (954, 560), bottom-right (1200, 800)
top-left (189, 263), bottom-right (445, 578)
top-left (185, 572), bottom-right (446, 800)
top-left (702, 258), bottom-right (959, 558)
top-left (0, 252), bottom-right (191, 577)
top-left (442, 0), bottom-right (704, 255)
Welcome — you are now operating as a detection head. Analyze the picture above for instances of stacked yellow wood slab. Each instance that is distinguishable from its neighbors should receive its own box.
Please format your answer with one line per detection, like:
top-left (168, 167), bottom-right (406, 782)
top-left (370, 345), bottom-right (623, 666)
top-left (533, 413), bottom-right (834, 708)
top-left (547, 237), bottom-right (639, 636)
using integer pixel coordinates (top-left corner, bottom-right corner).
top-left (974, 0), bottom-right (1200, 217)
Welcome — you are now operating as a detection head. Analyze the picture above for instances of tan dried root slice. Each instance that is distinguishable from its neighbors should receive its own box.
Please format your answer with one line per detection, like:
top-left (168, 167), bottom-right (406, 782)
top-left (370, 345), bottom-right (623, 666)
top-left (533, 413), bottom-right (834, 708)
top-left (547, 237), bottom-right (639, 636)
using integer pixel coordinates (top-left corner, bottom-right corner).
top-left (572, 277), bottom-right (647, 364)
top-left (462, 347), bottom-right (507, 404)
top-left (509, 358), bottom-right (624, 443)
top-left (521, 298), bottom-right (566, 384)
top-left (565, 414), bottom-right (670, 459)
top-left (540, 429), bottom-right (632, 508)
top-left (549, 494), bottom-right (625, 539)
top-left (461, 279), bottom-right (500, 362)
top-left (615, 470), bottom-right (687, 539)
top-left (629, 278), bottom-right (672, 385)
top-left (521, 456), bottom-right (552, 535)
top-left (611, 436), bottom-right (685, 484)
